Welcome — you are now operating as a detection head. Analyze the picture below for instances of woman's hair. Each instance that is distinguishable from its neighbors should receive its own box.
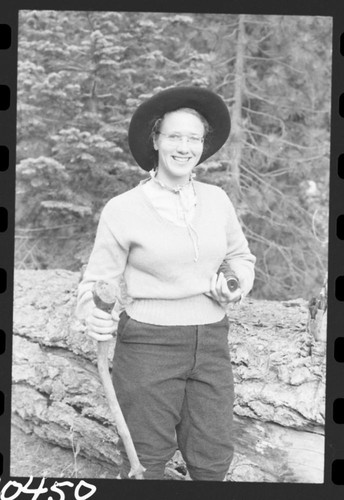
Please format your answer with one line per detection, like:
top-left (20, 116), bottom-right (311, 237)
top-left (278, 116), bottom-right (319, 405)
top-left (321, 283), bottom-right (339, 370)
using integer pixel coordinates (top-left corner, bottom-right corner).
top-left (151, 107), bottom-right (210, 138)
top-left (149, 108), bottom-right (212, 167)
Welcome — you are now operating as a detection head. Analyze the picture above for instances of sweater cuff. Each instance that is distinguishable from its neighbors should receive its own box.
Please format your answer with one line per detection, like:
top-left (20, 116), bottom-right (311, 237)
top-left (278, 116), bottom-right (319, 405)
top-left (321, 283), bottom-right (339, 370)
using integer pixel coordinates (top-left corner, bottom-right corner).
top-left (75, 290), bottom-right (94, 320)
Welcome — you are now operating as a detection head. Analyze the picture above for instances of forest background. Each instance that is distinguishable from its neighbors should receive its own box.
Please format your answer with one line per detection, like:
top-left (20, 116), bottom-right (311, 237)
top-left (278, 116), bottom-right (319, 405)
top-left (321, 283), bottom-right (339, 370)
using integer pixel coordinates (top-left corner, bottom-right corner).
top-left (15, 10), bottom-right (332, 300)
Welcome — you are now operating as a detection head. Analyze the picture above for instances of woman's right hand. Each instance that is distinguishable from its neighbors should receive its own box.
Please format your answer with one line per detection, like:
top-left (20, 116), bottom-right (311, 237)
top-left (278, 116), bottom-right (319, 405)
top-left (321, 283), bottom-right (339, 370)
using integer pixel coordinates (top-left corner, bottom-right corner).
top-left (85, 307), bottom-right (119, 341)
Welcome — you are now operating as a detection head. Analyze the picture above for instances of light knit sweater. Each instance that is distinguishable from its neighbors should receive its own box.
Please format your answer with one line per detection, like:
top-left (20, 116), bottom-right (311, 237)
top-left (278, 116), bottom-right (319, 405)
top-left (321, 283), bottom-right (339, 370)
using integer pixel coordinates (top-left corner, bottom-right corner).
top-left (76, 180), bottom-right (256, 325)
top-left (142, 174), bottom-right (197, 227)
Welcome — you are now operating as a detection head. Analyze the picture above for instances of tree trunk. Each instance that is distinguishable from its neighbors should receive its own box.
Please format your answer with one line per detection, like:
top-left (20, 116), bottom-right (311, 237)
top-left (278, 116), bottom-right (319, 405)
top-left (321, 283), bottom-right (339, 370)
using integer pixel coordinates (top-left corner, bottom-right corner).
top-left (225, 14), bottom-right (246, 203)
top-left (11, 270), bottom-right (325, 482)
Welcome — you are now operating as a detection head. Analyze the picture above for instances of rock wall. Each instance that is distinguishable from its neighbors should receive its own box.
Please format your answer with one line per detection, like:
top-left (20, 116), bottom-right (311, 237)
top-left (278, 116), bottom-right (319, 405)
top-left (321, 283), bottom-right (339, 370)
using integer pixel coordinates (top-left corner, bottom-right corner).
top-left (11, 270), bottom-right (326, 482)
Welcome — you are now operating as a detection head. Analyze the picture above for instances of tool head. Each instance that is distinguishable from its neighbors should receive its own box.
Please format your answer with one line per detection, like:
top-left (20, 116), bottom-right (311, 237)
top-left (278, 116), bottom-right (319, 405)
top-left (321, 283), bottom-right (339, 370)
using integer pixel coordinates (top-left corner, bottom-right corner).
top-left (92, 280), bottom-right (117, 314)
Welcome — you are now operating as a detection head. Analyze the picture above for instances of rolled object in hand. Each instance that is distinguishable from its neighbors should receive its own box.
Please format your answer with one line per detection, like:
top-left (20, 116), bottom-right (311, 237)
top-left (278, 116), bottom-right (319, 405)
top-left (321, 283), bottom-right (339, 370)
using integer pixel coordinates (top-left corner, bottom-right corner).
top-left (217, 266), bottom-right (239, 292)
top-left (226, 276), bottom-right (239, 292)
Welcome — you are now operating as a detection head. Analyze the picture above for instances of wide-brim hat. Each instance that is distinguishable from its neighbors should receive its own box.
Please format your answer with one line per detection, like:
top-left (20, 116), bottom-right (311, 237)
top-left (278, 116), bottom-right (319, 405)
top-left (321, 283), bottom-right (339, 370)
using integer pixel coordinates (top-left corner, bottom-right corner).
top-left (128, 86), bottom-right (231, 171)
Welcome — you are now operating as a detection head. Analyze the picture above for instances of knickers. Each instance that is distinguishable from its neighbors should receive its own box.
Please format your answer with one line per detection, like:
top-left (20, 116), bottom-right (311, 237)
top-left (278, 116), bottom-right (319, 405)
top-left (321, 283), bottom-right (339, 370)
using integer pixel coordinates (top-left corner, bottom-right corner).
top-left (112, 312), bottom-right (234, 481)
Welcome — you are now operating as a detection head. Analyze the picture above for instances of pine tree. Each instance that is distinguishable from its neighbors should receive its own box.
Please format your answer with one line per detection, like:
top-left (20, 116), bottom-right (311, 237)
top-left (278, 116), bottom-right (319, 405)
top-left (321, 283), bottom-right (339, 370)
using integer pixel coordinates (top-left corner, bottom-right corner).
top-left (16, 11), bottom-right (331, 300)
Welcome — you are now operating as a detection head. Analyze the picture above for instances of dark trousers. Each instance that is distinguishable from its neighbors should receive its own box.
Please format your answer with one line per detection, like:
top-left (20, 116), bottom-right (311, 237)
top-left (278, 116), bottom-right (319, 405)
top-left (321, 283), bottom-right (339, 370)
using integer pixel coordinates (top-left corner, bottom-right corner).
top-left (112, 312), bottom-right (234, 481)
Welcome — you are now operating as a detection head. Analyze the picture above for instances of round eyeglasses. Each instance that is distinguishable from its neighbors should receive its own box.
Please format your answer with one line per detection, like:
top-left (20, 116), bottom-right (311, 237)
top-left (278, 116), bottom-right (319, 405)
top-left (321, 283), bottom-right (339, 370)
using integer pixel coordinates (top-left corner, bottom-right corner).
top-left (157, 133), bottom-right (204, 145)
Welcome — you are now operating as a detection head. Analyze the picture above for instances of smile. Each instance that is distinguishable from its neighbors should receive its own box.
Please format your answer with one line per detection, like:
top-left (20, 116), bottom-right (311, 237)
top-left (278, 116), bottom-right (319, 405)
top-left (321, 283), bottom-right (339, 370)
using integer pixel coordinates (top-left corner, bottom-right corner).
top-left (172, 156), bottom-right (192, 163)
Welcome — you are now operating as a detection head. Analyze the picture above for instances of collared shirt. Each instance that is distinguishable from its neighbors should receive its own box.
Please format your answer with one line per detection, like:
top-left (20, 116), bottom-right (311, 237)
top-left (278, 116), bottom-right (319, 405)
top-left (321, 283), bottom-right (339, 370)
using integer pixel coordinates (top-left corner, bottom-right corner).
top-left (141, 177), bottom-right (197, 227)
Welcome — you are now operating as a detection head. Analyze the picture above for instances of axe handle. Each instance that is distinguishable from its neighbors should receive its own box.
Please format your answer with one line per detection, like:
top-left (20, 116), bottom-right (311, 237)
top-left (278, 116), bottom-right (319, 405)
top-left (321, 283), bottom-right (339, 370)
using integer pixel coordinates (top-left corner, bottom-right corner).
top-left (97, 341), bottom-right (145, 479)
top-left (92, 282), bottom-right (145, 479)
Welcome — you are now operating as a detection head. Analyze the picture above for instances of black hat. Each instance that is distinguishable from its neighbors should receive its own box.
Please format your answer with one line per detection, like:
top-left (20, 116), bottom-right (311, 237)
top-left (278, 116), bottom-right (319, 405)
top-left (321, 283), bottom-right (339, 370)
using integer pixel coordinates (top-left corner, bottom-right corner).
top-left (128, 86), bottom-right (231, 171)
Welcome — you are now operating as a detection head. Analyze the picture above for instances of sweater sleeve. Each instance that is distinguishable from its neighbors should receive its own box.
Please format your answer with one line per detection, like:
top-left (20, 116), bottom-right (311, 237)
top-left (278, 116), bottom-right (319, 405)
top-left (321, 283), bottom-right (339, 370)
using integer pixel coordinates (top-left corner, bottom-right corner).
top-left (220, 191), bottom-right (256, 297)
top-left (75, 203), bottom-right (129, 320)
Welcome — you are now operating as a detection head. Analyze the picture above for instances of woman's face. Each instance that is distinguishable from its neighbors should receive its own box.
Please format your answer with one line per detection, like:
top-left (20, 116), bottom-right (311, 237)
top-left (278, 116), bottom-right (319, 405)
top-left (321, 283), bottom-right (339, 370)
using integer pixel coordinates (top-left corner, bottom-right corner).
top-left (153, 109), bottom-right (204, 186)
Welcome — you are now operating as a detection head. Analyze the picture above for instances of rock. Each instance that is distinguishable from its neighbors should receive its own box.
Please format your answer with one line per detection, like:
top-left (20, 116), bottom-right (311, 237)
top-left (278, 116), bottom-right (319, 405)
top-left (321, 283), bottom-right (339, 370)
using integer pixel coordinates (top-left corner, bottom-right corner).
top-left (11, 270), bottom-right (325, 482)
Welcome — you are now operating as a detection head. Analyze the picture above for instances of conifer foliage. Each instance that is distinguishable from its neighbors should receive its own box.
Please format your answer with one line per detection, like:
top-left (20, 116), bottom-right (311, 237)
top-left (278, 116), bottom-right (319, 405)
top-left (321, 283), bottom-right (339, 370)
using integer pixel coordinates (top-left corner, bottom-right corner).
top-left (16, 11), bottom-right (331, 300)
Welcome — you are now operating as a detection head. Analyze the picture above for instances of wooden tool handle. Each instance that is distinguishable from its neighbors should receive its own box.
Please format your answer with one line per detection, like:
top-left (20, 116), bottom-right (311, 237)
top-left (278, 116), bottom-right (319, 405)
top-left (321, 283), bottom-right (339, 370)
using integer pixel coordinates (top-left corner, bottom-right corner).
top-left (92, 281), bottom-right (146, 479)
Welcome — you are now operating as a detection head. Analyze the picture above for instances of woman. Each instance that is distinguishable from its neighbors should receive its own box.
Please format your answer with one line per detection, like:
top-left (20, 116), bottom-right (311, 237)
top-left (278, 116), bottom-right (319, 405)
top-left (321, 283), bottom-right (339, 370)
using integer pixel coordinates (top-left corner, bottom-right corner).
top-left (76, 86), bottom-right (256, 481)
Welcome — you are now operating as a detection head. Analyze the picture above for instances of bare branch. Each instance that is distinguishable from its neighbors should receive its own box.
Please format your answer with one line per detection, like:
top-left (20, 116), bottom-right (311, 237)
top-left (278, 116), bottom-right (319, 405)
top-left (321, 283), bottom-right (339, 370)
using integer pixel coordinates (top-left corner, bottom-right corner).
top-left (245, 88), bottom-right (280, 107)
top-left (239, 161), bottom-right (314, 221)
top-left (16, 223), bottom-right (82, 232)
top-left (244, 55), bottom-right (305, 75)
top-left (241, 105), bottom-right (287, 136)
top-left (311, 208), bottom-right (328, 245)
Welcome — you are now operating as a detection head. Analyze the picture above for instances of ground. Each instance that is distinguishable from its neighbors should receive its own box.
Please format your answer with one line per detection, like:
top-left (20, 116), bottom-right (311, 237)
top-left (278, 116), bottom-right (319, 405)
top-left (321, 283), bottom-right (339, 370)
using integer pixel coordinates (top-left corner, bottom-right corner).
top-left (10, 425), bottom-right (187, 480)
top-left (10, 425), bottom-right (118, 479)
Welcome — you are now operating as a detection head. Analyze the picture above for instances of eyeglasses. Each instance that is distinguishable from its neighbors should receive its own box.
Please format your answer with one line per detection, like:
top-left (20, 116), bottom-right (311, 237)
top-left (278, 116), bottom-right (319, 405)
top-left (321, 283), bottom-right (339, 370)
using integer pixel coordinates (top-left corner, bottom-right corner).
top-left (157, 132), bottom-right (204, 145)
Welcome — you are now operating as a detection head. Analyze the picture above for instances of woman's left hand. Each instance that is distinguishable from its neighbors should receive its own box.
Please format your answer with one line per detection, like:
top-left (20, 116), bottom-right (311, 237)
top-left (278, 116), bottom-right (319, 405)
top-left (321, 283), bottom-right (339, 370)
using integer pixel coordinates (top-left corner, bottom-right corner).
top-left (208, 272), bottom-right (242, 306)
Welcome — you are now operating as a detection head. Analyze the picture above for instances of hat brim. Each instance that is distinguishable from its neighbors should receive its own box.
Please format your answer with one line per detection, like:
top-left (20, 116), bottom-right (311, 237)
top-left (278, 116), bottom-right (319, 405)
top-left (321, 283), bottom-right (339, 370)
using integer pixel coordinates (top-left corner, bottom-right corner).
top-left (128, 86), bottom-right (231, 171)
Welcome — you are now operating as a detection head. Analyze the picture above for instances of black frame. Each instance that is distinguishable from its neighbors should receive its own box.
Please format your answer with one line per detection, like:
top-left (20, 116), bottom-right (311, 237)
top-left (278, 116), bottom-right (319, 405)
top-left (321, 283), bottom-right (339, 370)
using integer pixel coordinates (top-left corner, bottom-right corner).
top-left (1, 1), bottom-right (344, 499)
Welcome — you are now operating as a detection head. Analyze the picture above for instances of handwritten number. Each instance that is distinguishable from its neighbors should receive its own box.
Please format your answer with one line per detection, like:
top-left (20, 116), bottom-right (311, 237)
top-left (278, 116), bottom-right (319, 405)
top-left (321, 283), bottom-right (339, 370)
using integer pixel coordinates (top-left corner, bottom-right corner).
top-left (21, 477), bottom-right (48, 500)
top-left (0, 480), bottom-right (23, 500)
top-left (74, 481), bottom-right (97, 500)
top-left (50, 481), bottom-right (74, 500)
top-left (0, 478), bottom-right (97, 500)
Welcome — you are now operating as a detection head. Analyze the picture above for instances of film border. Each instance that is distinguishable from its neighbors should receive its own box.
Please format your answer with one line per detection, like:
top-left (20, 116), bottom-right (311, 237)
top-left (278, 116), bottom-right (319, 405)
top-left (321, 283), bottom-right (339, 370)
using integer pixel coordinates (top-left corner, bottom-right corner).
top-left (0, 1), bottom-right (343, 499)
